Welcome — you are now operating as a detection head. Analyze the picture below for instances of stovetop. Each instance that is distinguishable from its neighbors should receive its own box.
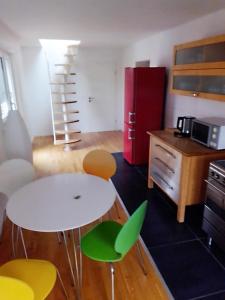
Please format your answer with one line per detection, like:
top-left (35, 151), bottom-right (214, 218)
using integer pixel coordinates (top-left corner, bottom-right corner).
top-left (209, 160), bottom-right (225, 184)
top-left (210, 160), bottom-right (225, 173)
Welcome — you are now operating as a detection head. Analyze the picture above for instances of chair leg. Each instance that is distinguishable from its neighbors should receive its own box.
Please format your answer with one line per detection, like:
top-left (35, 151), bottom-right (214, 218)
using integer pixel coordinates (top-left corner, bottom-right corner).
top-left (109, 263), bottom-right (115, 300)
top-left (108, 199), bottom-right (120, 220)
top-left (108, 210), bottom-right (113, 219)
top-left (56, 232), bottom-right (62, 244)
top-left (78, 227), bottom-right (82, 289)
top-left (16, 226), bottom-right (20, 254)
top-left (114, 201), bottom-right (120, 219)
top-left (57, 268), bottom-right (68, 299)
top-left (20, 227), bottom-right (28, 259)
top-left (136, 241), bottom-right (147, 276)
top-left (62, 231), bottom-right (76, 287)
top-left (11, 223), bottom-right (16, 257)
top-left (71, 229), bottom-right (80, 290)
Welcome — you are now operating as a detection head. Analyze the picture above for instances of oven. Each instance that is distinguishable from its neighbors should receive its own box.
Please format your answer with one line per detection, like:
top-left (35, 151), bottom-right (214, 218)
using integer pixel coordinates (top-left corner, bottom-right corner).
top-left (202, 161), bottom-right (225, 251)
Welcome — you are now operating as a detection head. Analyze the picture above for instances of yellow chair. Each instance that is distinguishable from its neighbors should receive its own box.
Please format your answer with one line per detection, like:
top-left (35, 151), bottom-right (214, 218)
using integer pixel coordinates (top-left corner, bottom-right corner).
top-left (83, 149), bottom-right (120, 218)
top-left (0, 259), bottom-right (59, 300)
top-left (0, 276), bottom-right (34, 300)
top-left (83, 149), bottom-right (117, 181)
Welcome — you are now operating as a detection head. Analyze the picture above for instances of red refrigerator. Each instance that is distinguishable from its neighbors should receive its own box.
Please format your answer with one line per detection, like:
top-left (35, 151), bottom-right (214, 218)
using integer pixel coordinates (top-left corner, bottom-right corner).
top-left (123, 67), bottom-right (166, 165)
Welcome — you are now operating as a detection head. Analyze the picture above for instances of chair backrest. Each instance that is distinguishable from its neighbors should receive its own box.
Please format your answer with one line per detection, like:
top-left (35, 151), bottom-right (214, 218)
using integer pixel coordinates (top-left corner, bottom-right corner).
top-left (0, 276), bottom-right (34, 300)
top-left (83, 149), bottom-right (117, 180)
top-left (4, 110), bottom-right (33, 163)
top-left (115, 200), bottom-right (148, 257)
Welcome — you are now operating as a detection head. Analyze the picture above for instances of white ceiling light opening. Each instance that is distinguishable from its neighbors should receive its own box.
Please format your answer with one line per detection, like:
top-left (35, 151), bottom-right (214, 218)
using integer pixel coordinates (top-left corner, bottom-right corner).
top-left (39, 39), bottom-right (81, 48)
top-left (39, 39), bottom-right (81, 53)
top-left (39, 39), bottom-right (81, 60)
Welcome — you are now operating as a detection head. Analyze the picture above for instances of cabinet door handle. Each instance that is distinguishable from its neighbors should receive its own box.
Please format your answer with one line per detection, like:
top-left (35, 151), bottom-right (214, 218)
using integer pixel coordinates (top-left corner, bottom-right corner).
top-left (153, 172), bottom-right (174, 190)
top-left (155, 144), bottom-right (176, 159)
top-left (128, 112), bottom-right (135, 124)
top-left (154, 157), bottom-right (175, 174)
top-left (128, 128), bottom-right (135, 140)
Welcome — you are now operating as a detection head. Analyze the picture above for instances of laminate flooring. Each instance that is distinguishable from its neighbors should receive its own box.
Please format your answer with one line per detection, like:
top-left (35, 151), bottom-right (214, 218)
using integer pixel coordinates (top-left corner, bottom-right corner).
top-left (0, 131), bottom-right (170, 300)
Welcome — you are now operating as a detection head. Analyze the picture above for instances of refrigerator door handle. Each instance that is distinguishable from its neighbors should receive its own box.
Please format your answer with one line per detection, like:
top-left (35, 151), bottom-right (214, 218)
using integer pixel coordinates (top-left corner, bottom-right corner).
top-left (128, 128), bottom-right (135, 140)
top-left (128, 112), bottom-right (136, 124)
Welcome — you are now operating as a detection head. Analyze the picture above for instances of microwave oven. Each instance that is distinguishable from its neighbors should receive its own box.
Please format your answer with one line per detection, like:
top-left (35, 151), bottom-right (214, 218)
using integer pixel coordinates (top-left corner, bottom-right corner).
top-left (191, 117), bottom-right (225, 150)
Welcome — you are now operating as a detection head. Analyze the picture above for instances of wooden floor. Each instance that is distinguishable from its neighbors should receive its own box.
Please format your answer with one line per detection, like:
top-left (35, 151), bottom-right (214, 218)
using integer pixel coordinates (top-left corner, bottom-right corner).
top-left (0, 131), bottom-right (170, 300)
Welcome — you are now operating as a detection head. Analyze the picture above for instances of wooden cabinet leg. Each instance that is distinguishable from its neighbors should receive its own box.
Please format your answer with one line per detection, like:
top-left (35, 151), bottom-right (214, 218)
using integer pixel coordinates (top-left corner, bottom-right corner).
top-left (148, 178), bottom-right (154, 189)
top-left (177, 204), bottom-right (186, 223)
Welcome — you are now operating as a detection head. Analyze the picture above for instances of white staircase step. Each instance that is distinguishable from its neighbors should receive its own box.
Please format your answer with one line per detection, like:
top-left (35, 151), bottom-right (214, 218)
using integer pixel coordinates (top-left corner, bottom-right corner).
top-left (55, 63), bottom-right (70, 66)
top-left (64, 54), bottom-right (76, 57)
top-left (54, 119), bottom-right (79, 125)
top-left (50, 82), bottom-right (76, 85)
top-left (55, 130), bottom-right (81, 135)
top-left (52, 92), bottom-right (76, 95)
top-left (55, 138), bottom-right (81, 145)
top-left (54, 110), bottom-right (79, 114)
top-left (55, 73), bottom-right (76, 76)
top-left (53, 100), bottom-right (77, 104)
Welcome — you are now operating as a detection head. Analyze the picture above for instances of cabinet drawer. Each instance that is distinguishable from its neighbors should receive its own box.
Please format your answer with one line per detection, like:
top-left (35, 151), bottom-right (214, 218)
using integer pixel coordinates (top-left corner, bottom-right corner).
top-left (150, 137), bottom-right (182, 174)
top-left (150, 163), bottom-right (180, 188)
top-left (151, 166), bottom-right (180, 204)
top-left (149, 137), bottom-right (182, 204)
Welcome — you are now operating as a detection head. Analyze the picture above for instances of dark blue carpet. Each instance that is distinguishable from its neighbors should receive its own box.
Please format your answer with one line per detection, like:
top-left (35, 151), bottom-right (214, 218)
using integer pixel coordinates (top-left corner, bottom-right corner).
top-left (111, 152), bottom-right (225, 300)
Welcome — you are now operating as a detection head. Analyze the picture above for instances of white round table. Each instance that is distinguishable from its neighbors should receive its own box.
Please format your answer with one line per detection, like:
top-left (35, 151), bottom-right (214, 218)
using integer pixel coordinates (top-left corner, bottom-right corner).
top-left (7, 173), bottom-right (116, 232)
top-left (6, 173), bottom-right (116, 290)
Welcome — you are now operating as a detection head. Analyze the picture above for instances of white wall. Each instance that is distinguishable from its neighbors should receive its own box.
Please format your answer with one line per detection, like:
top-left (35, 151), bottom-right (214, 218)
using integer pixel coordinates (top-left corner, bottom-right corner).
top-left (120, 9), bottom-right (225, 128)
top-left (21, 47), bottom-right (52, 137)
top-left (0, 20), bottom-right (20, 52)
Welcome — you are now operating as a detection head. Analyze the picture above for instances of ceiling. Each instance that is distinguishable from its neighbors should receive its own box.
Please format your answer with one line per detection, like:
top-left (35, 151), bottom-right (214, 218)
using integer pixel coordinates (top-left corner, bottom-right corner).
top-left (1, 0), bottom-right (225, 47)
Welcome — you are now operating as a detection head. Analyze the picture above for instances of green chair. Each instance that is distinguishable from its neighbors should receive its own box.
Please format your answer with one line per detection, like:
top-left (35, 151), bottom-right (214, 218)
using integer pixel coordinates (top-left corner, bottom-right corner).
top-left (81, 200), bottom-right (148, 300)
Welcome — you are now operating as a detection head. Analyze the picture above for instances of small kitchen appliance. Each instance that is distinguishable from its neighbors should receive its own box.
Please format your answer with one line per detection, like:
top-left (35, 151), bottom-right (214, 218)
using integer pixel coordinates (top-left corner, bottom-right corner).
top-left (202, 160), bottom-right (225, 250)
top-left (191, 117), bottom-right (225, 150)
top-left (175, 116), bottom-right (196, 137)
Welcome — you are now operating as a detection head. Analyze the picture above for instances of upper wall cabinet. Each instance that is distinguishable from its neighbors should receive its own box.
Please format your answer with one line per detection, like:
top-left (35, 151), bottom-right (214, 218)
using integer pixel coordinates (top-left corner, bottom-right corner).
top-left (171, 34), bottom-right (225, 102)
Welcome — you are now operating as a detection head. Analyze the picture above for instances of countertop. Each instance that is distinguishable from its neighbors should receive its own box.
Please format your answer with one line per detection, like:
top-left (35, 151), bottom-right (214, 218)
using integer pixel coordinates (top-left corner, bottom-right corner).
top-left (147, 128), bottom-right (225, 157)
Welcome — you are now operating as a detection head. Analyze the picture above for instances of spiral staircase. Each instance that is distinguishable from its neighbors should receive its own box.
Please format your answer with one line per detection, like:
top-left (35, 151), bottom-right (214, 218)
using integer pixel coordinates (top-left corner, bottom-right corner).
top-left (49, 45), bottom-right (81, 150)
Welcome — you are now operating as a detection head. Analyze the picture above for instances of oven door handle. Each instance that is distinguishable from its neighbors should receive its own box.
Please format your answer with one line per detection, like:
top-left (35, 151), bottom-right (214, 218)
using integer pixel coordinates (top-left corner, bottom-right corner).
top-left (205, 179), bottom-right (225, 197)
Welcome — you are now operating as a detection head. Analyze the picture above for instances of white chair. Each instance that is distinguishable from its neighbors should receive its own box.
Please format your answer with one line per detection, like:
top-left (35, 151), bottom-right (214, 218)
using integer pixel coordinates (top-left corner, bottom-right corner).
top-left (0, 159), bottom-right (35, 198)
top-left (0, 159), bottom-right (35, 254)
top-left (0, 109), bottom-right (35, 253)
top-left (3, 110), bottom-right (33, 163)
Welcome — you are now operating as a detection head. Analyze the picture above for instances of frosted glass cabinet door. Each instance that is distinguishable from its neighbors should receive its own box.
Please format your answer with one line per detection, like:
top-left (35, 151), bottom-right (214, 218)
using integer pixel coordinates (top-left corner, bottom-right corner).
top-left (175, 46), bottom-right (203, 65)
top-left (173, 75), bottom-right (200, 92)
top-left (200, 76), bottom-right (225, 95)
top-left (173, 75), bottom-right (225, 96)
top-left (175, 42), bottom-right (225, 65)
top-left (4, 110), bottom-right (33, 162)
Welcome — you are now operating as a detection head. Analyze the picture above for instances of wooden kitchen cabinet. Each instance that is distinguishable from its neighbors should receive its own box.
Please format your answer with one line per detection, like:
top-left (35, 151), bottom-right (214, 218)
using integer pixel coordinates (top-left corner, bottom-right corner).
top-left (148, 130), bottom-right (225, 223)
top-left (171, 34), bottom-right (225, 102)
top-left (173, 34), bottom-right (225, 70)
top-left (171, 69), bottom-right (225, 102)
